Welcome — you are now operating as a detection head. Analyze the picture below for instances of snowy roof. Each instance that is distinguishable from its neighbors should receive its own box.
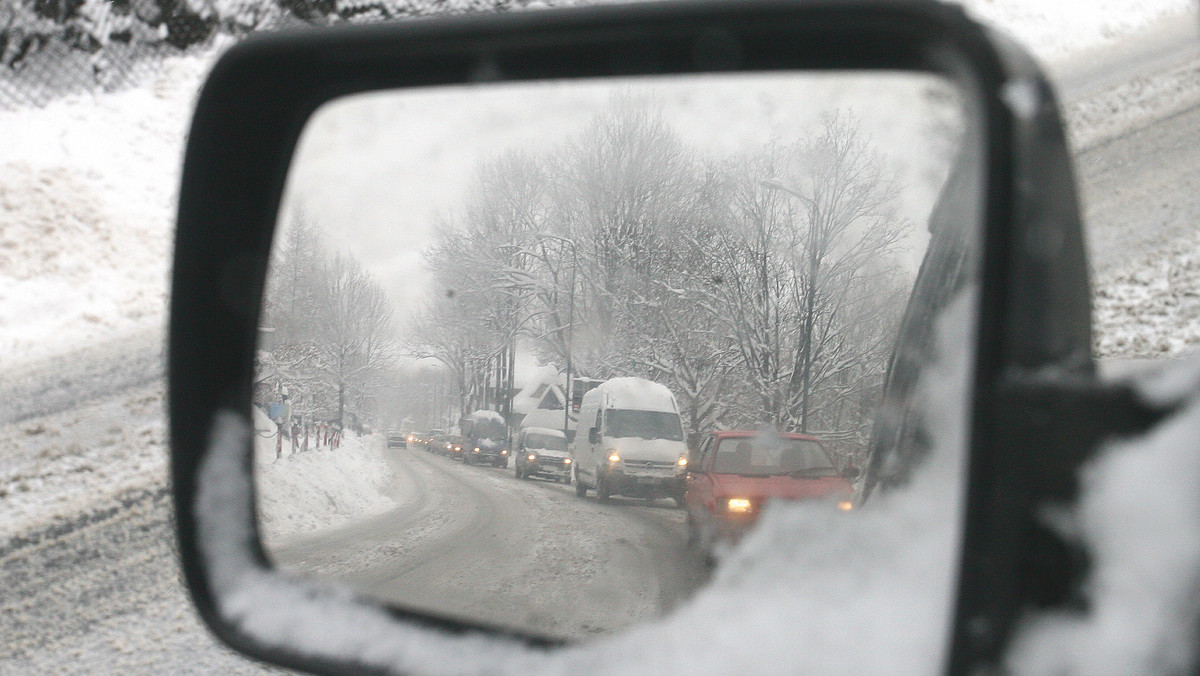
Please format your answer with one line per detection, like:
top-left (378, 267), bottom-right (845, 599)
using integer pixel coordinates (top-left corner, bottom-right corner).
top-left (511, 366), bottom-right (564, 415)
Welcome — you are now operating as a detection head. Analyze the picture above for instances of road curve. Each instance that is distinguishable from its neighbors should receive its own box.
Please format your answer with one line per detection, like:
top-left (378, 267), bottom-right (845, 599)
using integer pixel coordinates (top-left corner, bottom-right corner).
top-left (267, 442), bottom-right (710, 640)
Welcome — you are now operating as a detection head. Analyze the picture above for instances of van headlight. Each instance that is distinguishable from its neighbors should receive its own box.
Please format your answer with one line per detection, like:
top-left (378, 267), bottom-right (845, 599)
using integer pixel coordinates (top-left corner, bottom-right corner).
top-left (606, 450), bottom-right (621, 464)
top-left (527, 453), bottom-right (537, 462)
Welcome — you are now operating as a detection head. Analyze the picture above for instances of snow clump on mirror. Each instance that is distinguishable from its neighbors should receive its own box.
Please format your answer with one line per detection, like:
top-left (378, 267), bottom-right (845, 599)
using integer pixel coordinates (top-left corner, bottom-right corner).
top-left (1007, 357), bottom-right (1200, 674)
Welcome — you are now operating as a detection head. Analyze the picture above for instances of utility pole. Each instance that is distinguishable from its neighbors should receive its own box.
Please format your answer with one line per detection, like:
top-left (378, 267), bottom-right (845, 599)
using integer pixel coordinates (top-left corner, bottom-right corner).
top-left (760, 178), bottom-right (819, 432)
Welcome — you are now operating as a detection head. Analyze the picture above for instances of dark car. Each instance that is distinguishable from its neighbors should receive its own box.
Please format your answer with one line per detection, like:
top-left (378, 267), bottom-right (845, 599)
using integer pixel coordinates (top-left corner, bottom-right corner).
top-left (514, 427), bottom-right (572, 483)
top-left (685, 430), bottom-right (857, 557)
top-left (417, 430), bottom-right (444, 451)
top-left (462, 410), bottom-right (510, 467)
top-left (443, 435), bottom-right (465, 458)
top-left (386, 430), bottom-right (407, 448)
top-left (427, 434), bottom-right (463, 458)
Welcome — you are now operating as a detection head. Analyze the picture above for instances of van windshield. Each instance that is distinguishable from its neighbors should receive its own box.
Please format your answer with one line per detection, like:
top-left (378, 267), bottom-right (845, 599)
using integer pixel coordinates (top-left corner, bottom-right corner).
top-left (524, 433), bottom-right (567, 452)
top-left (604, 410), bottom-right (684, 441)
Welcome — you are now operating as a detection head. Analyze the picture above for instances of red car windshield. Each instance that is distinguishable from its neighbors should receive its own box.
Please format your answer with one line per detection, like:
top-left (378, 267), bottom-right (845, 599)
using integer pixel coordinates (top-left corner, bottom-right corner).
top-left (713, 437), bottom-right (838, 476)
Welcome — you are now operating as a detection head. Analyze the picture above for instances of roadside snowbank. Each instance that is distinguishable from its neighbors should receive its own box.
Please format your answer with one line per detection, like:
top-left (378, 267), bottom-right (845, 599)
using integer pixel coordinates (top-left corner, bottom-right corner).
top-left (252, 407), bottom-right (396, 542)
top-left (0, 52), bottom-right (214, 367)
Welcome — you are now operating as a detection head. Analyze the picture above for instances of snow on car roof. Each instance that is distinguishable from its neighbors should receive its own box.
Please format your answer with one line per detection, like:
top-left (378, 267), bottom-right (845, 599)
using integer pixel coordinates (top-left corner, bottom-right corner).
top-left (521, 427), bottom-right (566, 437)
top-left (598, 377), bottom-right (678, 411)
top-left (467, 410), bottom-right (505, 424)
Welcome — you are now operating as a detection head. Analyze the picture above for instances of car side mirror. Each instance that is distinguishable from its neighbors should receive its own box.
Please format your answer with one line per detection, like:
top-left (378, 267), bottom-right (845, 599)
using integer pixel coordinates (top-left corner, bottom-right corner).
top-left (167, 2), bottom-right (1157, 675)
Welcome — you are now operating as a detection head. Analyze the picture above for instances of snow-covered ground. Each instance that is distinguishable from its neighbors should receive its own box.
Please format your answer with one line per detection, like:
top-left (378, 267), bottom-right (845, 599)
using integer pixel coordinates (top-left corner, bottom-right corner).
top-left (0, 382), bottom-right (166, 550)
top-left (1094, 227), bottom-right (1200, 358)
top-left (2, 0), bottom-right (1200, 674)
top-left (961, 0), bottom-right (1193, 62)
top-left (0, 55), bottom-right (210, 366)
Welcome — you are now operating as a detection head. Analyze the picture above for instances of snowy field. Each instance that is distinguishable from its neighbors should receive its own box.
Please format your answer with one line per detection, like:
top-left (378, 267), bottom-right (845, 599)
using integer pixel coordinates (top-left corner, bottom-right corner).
top-left (2, 0), bottom-right (1200, 674)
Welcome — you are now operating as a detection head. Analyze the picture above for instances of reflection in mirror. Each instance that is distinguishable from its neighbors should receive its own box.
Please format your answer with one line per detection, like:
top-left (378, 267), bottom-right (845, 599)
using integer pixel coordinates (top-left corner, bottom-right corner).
top-left (253, 72), bottom-right (980, 643)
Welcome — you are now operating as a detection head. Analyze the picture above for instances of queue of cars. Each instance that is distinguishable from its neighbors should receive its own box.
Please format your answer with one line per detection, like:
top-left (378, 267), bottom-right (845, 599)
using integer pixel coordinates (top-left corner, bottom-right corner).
top-left (425, 434), bottom-right (466, 458)
top-left (392, 377), bottom-right (858, 559)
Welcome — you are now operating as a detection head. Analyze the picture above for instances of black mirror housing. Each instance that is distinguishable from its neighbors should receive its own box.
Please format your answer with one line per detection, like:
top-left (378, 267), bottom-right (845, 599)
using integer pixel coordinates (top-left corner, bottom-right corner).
top-left (166, 2), bottom-right (1084, 674)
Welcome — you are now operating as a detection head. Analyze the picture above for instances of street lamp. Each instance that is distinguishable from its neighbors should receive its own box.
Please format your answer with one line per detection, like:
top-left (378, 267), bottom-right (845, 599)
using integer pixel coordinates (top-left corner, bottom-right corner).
top-left (534, 233), bottom-right (578, 438)
top-left (759, 177), bottom-right (818, 433)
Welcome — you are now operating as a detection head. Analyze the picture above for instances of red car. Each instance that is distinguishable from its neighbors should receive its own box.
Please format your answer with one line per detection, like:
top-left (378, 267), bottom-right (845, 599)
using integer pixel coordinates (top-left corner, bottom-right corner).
top-left (684, 430), bottom-right (857, 558)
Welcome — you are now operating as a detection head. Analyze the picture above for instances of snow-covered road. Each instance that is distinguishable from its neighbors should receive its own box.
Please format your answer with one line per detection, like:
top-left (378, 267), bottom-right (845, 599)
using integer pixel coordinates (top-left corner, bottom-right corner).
top-left (0, 484), bottom-right (273, 674)
top-left (270, 443), bottom-right (707, 639)
top-left (1083, 103), bottom-right (1200, 358)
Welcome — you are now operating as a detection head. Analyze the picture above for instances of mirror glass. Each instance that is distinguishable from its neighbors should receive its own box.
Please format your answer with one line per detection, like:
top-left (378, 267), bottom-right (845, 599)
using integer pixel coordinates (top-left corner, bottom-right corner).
top-left (253, 71), bottom-right (981, 642)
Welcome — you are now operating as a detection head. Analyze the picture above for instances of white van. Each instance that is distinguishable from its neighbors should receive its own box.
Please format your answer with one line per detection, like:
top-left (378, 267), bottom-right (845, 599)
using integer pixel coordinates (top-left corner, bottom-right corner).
top-left (571, 377), bottom-right (688, 505)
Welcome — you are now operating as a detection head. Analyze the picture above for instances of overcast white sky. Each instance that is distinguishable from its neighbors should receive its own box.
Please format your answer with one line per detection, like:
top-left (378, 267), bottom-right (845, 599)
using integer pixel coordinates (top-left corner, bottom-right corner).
top-left (279, 71), bottom-right (964, 327)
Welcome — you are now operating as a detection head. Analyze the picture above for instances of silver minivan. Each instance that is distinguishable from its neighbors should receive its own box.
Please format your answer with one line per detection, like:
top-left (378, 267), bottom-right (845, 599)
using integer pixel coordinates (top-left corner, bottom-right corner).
top-left (571, 377), bottom-right (688, 505)
top-left (514, 426), bottom-right (572, 483)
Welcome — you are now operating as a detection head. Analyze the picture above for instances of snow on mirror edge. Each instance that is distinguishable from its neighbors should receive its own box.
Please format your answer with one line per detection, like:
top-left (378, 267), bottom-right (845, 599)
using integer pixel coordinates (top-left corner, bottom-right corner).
top-left (238, 70), bottom-right (979, 666)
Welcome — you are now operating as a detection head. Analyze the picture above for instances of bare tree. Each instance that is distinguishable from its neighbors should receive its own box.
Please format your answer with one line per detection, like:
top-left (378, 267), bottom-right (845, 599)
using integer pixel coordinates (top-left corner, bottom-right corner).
top-left (551, 95), bottom-right (700, 377)
top-left (705, 112), bottom-right (908, 434)
top-left (781, 111), bottom-right (907, 432)
top-left (409, 101), bottom-right (912, 447)
top-left (314, 254), bottom-right (396, 426)
top-left (258, 212), bottom-right (396, 431)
